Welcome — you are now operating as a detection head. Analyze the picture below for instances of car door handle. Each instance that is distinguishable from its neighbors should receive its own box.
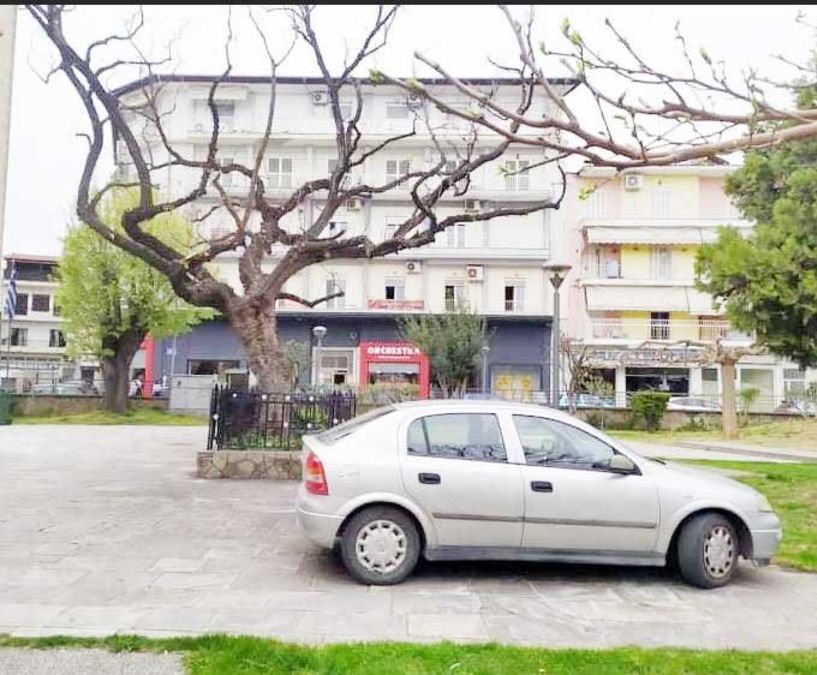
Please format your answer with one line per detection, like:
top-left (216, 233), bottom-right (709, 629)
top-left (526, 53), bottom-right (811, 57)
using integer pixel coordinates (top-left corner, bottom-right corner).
top-left (531, 481), bottom-right (553, 493)
top-left (418, 473), bottom-right (441, 485)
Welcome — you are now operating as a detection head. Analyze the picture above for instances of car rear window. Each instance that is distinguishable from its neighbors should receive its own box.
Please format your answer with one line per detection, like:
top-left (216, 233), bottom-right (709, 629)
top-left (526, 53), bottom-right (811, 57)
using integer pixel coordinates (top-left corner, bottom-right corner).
top-left (316, 405), bottom-right (396, 445)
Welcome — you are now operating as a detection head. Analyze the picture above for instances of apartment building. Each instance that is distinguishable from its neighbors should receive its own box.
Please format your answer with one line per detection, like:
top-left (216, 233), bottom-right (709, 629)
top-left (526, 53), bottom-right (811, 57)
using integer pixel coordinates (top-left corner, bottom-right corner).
top-left (0, 255), bottom-right (75, 390)
top-left (563, 166), bottom-right (817, 411)
top-left (113, 75), bottom-right (575, 397)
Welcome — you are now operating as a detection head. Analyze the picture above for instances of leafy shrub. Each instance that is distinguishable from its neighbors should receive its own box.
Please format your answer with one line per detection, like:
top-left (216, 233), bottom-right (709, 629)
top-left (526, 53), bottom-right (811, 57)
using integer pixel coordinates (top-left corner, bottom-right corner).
top-left (584, 410), bottom-right (608, 429)
top-left (630, 391), bottom-right (671, 432)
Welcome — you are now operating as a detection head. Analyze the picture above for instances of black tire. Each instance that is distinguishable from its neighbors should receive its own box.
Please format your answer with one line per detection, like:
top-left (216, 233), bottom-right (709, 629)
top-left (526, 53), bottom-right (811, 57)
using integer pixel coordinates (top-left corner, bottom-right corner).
top-left (340, 506), bottom-right (421, 586)
top-left (676, 513), bottom-right (738, 589)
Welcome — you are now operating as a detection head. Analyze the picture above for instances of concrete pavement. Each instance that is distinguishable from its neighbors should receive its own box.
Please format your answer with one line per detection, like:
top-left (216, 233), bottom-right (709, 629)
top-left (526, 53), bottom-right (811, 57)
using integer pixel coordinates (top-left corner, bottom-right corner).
top-left (0, 648), bottom-right (184, 675)
top-left (1, 424), bottom-right (816, 649)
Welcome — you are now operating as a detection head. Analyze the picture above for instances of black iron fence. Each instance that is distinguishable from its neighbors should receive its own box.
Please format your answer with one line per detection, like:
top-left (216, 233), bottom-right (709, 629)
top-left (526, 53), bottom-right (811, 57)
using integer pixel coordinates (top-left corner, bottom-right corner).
top-left (206, 387), bottom-right (357, 451)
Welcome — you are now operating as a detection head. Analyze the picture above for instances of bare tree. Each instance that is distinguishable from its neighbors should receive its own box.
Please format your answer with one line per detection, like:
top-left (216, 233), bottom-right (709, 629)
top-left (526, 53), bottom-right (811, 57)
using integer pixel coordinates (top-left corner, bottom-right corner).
top-left (393, 6), bottom-right (817, 168)
top-left (560, 335), bottom-right (601, 413)
top-left (26, 4), bottom-right (565, 390)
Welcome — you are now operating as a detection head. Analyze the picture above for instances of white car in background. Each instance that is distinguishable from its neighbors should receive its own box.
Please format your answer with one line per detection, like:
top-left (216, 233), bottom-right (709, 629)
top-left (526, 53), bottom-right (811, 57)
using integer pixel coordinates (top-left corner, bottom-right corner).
top-left (296, 400), bottom-right (781, 589)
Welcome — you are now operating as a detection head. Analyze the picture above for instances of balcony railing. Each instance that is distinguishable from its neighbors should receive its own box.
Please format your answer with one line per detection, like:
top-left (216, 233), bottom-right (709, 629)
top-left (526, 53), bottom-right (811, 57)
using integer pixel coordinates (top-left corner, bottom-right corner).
top-left (587, 318), bottom-right (748, 343)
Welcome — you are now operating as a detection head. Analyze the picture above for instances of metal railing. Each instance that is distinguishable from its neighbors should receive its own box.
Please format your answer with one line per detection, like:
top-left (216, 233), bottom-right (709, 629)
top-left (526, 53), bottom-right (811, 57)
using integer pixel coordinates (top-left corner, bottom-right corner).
top-left (206, 386), bottom-right (357, 451)
top-left (587, 318), bottom-right (745, 342)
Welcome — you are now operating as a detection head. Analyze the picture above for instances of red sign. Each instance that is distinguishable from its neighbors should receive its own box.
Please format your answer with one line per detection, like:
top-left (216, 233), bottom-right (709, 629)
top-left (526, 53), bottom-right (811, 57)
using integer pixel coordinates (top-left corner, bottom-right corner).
top-left (358, 341), bottom-right (430, 398)
top-left (367, 299), bottom-right (424, 311)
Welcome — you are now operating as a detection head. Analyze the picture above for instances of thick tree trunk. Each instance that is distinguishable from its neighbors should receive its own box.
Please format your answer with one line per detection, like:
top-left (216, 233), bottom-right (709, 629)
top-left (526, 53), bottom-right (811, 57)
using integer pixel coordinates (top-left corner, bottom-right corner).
top-left (100, 331), bottom-right (144, 413)
top-left (721, 357), bottom-right (739, 440)
top-left (229, 302), bottom-right (292, 392)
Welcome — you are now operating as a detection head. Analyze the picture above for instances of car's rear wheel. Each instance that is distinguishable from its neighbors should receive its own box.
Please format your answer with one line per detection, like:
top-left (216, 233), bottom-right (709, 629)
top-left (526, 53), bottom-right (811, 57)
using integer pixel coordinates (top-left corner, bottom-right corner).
top-left (677, 513), bottom-right (738, 588)
top-left (340, 506), bottom-right (421, 585)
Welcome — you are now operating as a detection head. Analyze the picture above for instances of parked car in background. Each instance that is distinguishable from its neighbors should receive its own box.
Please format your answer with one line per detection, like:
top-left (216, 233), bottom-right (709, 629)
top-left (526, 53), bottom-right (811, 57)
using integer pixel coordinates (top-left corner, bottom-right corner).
top-left (667, 396), bottom-right (721, 412)
top-left (296, 400), bottom-right (781, 589)
top-left (558, 392), bottom-right (617, 409)
top-left (30, 381), bottom-right (98, 396)
top-left (775, 399), bottom-right (817, 417)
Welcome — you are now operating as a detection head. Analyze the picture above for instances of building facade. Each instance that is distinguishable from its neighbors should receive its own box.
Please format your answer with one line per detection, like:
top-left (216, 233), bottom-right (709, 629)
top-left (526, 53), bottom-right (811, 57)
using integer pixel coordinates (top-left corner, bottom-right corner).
top-left (0, 255), bottom-right (74, 390)
top-left (563, 166), bottom-right (817, 411)
top-left (114, 76), bottom-right (575, 398)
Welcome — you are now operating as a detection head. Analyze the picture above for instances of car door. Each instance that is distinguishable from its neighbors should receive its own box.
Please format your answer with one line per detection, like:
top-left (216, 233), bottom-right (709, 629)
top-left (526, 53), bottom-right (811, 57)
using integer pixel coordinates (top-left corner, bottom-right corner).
top-left (399, 411), bottom-right (524, 548)
top-left (510, 414), bottom-right (659, 554)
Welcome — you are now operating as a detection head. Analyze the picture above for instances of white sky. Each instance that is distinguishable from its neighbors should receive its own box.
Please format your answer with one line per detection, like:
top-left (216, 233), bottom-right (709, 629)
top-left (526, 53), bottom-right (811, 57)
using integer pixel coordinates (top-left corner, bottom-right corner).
top-left (3, 4), bottom-right (813, 256)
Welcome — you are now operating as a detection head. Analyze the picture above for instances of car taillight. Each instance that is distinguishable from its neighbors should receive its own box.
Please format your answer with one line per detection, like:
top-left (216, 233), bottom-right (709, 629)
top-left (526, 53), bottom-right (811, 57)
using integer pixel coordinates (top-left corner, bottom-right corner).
top-left (304, 451), bottom-right (329, 496)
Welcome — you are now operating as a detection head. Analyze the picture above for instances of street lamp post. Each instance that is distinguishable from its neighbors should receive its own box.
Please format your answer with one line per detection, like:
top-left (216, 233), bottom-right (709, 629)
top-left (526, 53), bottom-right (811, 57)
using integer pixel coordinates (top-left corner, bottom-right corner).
top-left (312, 325), bottom-right (327, 387)
top-left (481, 344), bottom-right (490, 395)
top-left (543, 263), bottom-right (572, 408)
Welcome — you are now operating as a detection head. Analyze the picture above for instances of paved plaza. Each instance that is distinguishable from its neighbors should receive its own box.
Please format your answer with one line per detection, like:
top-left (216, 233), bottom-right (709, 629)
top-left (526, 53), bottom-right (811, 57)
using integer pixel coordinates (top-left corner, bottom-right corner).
top-left (1, 424), bottom-right (816, 649)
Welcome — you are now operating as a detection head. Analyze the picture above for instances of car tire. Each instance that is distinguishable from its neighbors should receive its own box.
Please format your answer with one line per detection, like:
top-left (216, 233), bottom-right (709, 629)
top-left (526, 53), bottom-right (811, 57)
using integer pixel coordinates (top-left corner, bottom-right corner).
top-left (677, 513), bottom-right (738, 589)
top-left (340, 506), bottom-right (421, 586)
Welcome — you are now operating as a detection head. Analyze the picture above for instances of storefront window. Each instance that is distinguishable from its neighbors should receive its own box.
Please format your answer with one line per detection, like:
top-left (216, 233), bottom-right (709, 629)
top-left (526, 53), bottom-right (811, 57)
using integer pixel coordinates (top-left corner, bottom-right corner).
top-left (491, 366), bottom-right (542, 402)
top-left (625, 367), bottom-right (689, 396)
top-left (368, 362), bottom-right (419, 386)
top-left (188, 359), bottom-right (240, 375)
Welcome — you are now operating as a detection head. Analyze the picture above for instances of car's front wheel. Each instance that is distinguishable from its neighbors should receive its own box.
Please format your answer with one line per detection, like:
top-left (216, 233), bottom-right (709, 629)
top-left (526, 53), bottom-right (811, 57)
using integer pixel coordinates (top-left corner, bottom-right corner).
top-left (677, 513), bottom-right (738, 588)
top-left (340, 506), bottom-right (421, 585)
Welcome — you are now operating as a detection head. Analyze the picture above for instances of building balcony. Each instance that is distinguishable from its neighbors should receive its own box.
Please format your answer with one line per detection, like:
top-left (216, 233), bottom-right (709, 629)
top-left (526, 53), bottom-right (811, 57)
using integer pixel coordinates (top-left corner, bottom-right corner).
top-left (581, 216), bottom-right (752, 246)
top-left (585, 318), bottom-right (752, 345)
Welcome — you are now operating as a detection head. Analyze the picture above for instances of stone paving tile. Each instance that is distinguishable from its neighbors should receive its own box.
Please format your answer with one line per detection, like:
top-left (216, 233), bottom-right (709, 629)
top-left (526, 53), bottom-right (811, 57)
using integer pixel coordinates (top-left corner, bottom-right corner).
top-left (2, 425), bottom-right (817, 649)
top-left (408, 614), bottom-right (489, 641)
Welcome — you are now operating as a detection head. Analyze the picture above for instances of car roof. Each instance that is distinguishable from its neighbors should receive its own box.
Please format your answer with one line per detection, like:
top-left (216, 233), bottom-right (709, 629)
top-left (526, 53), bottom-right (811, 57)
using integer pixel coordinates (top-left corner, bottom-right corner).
top-left (391, 399), bottom-right (579, 423)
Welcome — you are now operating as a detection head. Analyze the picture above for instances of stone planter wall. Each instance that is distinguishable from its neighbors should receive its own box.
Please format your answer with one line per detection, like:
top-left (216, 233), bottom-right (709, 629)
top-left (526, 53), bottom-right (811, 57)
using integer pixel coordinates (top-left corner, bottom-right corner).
top-left (197, 450), bottom-right (301, 480)
top-left (11, 395), bottom-right (169, 417)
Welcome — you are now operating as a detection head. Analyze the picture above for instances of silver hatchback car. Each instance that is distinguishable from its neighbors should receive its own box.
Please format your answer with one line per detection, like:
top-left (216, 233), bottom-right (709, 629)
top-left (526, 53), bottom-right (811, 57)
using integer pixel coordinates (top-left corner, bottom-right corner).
top-left (296, 400), bottom-right (781, 588)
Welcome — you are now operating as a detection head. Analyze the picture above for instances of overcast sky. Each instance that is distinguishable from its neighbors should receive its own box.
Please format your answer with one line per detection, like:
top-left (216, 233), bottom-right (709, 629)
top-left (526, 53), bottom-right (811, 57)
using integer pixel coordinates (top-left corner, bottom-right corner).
top-left (2, 4), bottom-right (813, 257)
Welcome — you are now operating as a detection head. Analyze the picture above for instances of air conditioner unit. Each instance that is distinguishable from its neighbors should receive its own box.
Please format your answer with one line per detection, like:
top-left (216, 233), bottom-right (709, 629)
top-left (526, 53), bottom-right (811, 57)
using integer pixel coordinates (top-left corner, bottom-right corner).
top-left (311, 91), bottom-right (329, 106)
top-left (466, 265), bottom-right (484, 282)
top-left (406, 260), bottom-right (422, 274)
top-left (464, 199), bottom-right (481, 213)
top-left (345, 197), bottom-right (363, 211)
top-left (624, 173), bottom-right (644, 191)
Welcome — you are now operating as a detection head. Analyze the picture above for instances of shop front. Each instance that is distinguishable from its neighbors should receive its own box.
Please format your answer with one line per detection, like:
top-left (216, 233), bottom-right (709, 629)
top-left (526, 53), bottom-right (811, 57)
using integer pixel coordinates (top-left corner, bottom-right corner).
top-left (358, 341), bottom-right (430, 399)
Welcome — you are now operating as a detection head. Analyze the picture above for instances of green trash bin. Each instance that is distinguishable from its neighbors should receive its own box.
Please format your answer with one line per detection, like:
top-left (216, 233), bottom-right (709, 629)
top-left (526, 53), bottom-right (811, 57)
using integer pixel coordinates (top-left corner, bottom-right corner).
top-left (0, 389), bottom-right (11, 425)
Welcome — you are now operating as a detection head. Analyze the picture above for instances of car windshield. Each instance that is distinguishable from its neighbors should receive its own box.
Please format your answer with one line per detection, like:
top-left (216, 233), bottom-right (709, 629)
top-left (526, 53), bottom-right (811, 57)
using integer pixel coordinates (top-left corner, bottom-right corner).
top-left (315, 405), bottom-right (396, 445)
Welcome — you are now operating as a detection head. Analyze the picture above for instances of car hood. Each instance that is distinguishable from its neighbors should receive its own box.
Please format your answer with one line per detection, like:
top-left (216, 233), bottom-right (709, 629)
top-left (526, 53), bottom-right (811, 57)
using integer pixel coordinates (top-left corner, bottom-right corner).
top-left (653, 461), bottom-right (762, 504)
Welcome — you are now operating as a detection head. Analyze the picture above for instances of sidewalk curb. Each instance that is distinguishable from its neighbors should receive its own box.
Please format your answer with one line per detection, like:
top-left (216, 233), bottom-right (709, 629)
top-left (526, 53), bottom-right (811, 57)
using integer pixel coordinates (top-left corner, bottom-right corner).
top-left (672, 441), bottom-right (817, 463)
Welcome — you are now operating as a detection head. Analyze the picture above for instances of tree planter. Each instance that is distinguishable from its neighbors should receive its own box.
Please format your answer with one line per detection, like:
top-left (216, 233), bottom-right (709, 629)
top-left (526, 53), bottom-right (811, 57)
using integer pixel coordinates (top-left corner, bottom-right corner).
top-left (197, 450), bottom-right (301, 480)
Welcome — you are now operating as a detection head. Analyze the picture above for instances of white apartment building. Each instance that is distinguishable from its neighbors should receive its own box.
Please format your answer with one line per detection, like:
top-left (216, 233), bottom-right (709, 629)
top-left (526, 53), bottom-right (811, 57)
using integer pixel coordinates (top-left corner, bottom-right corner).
top-left (563, 166), bottom-right (817, 411)
top-left (113, 75), bottom-right (576, 397)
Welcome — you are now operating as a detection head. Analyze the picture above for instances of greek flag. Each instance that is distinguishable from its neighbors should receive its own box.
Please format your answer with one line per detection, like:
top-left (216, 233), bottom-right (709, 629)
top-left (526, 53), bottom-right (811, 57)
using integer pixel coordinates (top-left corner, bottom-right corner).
top-left (3, 263), bottom-right (17, 320)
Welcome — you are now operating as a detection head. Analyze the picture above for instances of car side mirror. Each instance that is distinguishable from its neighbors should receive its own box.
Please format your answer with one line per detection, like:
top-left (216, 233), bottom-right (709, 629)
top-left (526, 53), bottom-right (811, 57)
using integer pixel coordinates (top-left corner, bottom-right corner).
top-left (608, 454), bottom-right (637, 475)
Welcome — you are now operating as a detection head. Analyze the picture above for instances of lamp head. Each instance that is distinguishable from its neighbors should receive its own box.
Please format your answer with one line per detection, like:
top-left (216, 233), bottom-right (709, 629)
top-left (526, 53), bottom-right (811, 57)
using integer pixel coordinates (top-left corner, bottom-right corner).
top-left (312, 325), bottom-right (328, 340)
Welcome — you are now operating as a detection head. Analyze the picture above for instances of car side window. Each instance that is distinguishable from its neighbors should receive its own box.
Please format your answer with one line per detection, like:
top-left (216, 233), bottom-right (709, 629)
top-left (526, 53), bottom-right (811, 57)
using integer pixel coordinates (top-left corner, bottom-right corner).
top-left (512, 415), bottom-right (615, 470)
top-left (407, 413), bottom-right (507, 463)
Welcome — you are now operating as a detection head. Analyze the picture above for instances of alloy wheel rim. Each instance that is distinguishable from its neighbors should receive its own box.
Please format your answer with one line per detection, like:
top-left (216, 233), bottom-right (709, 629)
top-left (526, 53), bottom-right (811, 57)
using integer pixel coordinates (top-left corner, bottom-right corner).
top-left (703, 525), bottom-right (735, 578)
top-left (355, 519), bottom-right (407, 574)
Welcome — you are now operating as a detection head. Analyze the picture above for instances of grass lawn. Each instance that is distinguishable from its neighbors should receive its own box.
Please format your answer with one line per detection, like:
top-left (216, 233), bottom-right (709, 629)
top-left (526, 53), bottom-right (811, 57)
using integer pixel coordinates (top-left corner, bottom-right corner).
top-left (11, 407), bottom-right (207, 426)
top-left (684, 461), bottom-right (817, 573)
top-left (609, 417), bottom-right (817, 451)
top-left (2, 635), bottom-right (817, 674)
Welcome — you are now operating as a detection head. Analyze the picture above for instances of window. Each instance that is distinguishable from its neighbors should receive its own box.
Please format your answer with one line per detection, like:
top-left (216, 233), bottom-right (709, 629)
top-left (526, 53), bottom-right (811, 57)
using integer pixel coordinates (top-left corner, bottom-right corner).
top-left (504, 160), bottom-right (530, 191)
top-left (504, 284), bottom-right (525, 312)
top-left (650, 246), bottom-right (672, 279)
top-left (219, 156), bottom-right (234, 187)
top-left (587, 246), bottom-right (621, 279)
top-left (10, 328), bottom-right (27, 347)
top-left (386, 159), bottom-right (411, 184)
top-left (214, 102), bottom-right (235, 132)
top-left (187, 359), bottom-right (240, 375)
top-left (53, 302), bottom-right (61, 317)
top-left (268, 157), bottom-right (293, 188)
top-left (316, 349), bottom-right (354, 386)
top-left (407, 413), bottom-right (507, 462)
top-left (446, 223), bottom-right (466, 248)
top-left (325, 279), bottom-right (345, 309)
top-left (384, 222), bottom-right (399, 240)
top-left (582, 187), bottom-right (606, 219)
top-left (444, 283), bottom-right (466, 311)
top-left (49, 329), bottom-right (66, 348)
top-left (386, 102), bottom-right (409, 119)
top-left (650, 311), bottom-right (670, 340)
top-left (14, 293), bottom-right (28, 316)
top-left (384, 278), bottom-right (405, 300)
top-left (651, 187), bottom-right (671, 219)
top-left (31, 294), bottom-right (50, 312)
top-left (783, 367), bottom-right (806, 399)
top-left (512, 415), bottom-right (615, 470)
